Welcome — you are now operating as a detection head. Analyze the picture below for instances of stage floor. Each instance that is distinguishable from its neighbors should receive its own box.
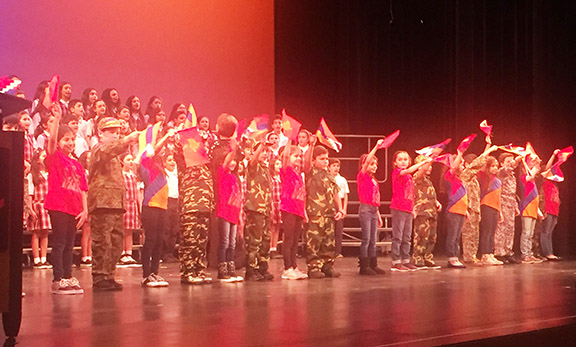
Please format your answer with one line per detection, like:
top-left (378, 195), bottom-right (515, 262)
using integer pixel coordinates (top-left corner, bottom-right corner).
top-left (15, 257), bottom-right (576, 346)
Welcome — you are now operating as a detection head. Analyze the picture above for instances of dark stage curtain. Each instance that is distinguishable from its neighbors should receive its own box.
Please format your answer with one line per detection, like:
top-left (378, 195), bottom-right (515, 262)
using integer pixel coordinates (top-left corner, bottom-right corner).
top-left (275, 0), bottom-right (576, 256)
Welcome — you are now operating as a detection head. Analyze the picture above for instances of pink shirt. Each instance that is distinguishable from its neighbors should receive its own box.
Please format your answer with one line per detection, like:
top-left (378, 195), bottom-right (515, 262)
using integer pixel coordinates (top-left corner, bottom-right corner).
top-left (543, 180), bottom-right (560, 216)
top-left (217, 166), bottom-right (241, 224)
top-left (44, 150), bottom-right (88, 216)
top-left (357, 171), bottom-right (380, 206)
top-left (390, 168), bottom-right (414, 212)
top-left (280, 166), bottom-right (306, 218)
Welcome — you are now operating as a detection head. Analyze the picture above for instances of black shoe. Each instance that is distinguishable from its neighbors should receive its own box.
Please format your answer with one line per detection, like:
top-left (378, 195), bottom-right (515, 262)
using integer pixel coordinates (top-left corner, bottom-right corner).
top-left (369, 257), bottom-right (386, 275)
top-left (217, 262), bottom-right (230, 280)
top-left (308, 269), bottom-right (325, 279)
top-left (93, 279), bottom-right (122, 292)
top-left (359, 257), bottom-right (377, 275)
top-left (258, 262), bottom-right (275, 281)
top-left (245, 268), bottom-right (265, 281)
top-left (322, 264), bottom-right (341, 278)
top-left (109, 279), bottom-right (123, 290)
top-left (495, 255), bottom-right (510, 265)
top-left (506, 255), bottom-right (521, 264)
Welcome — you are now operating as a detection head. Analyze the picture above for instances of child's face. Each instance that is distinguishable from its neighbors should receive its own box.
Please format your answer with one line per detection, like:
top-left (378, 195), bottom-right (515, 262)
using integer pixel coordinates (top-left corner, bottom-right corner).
top-left (94, 101), bottom-right (106, 116)
top-left (272, 119), bottom-right (282, 132)
top-left (19, 114), bottom-right (32, 131)
top-left (313, 153), bottom-right (329, 170)
top-left (155, 111), bottom-right (166, 123)
top-left (258, 147), bottom-right (270, 162)
top-left (268, 134), bottom-right (279, 146)
top-left (367, 158), bottom-right (378, 174)
top-left (165, 155), bottom-right (176, 171)
top-left (119, 119), bottom-right (130, 134)
top-left (176, 114), bottom-right (186, 126)
top-left (199, 117), bottom-right (210, 131)
top-left (46, 116), bottom-right (55, 130)
top-left (228, 159), bottom-right (237, 171)
top-left (502, 157), bottom-right (514, 168)
top-left (424, 163), bottom-right (432, 176)
top-left (100, 128), bottom-right (120, 144)
top-left (123, 154), bottom-right (134, 170)
top-left (131, 97), bottom-right (141, 110)
top-left (61, 84), bottom-right (72, 100)
top-left (297, 131), bottom-right (309, 146)
top-left (58, 132), bottom-right (75, 155)
top-left (328, 162), bottom-right (340, 175)
top-left (118, 108), bottom-right (130, 121)
top-left (289, 150), bottom-right (302, 168)
top-left (67, 120), bottom-right (79, 134)
top-left (152, 98), bottom-right (162, 110)
top-left (394, 152), bottom-right (410, 169)
top-left (110, 89), bottom-right (120, 103)
top-left (70, 102), bottom-right (84, 117)
top-left (274, 159), bottom-right (282, 173)
top-left (88, 90), bottom-right (98, 103)
top-left (177, 104), bottom-right (187, 114)
top-left (488, 161), bottom-right (499, 175)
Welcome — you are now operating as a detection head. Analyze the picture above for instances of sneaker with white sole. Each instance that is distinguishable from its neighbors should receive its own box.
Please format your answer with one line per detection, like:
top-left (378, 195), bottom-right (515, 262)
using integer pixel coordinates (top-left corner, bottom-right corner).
top-left (403, 263), bottom-right (420, 272)
top-left (282, 268), bottom-right (299, 280)
top-left (152, 274), bottom-right (169, 287)
top-left (293, 268), bottom-right (308, 279)
top-left (142, 274), bottom-right (160, 287)
top-left (51, 279), bottom-right (76, 295)
top-left (390, 264), bottom-right (410, 272)
top-left (67, 277), bottom-right (84, 294)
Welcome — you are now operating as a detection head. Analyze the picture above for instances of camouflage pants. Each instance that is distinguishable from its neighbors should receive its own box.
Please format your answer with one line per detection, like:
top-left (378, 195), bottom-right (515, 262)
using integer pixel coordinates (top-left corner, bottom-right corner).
top-left (179, 212), bottom-right (210, 276)
top-left (494, 203), bottom-right (516, 256)
top-left (306, 215), bottom-right (335, 271)
top-left (461, 210), bottom-right (480, 262)
top-left (90, 210), bottom-right (124, 283)
top-left (244, 211), bottom-right (270, 270)
top-left (412, 215), bottom-right (437, 264)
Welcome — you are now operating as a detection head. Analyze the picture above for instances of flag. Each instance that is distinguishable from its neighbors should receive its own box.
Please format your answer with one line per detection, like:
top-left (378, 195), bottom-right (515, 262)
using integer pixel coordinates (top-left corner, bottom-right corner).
top-left (0, 76), bottom-right (21, 94)
top-left (498, 144), bottom-right (526, 156)
top-left (281, 109), bottom-right (302, 142)
top-left (433, 153), bottom-right (453, 167)
top-left (178, 126), bottom-right (210, 166)
top-left (183, 103), bottom-right (198, 128)
top-left (246, 114), bottom-right (269, 140)
top-left (42, 74), bottom-right (59, 109)
top-left (316, 117), bottom-right (342, 152)
top-left (234, 118), bottom-right (248, 141)
top-left (556, 146), bottom-right (574, 165)
top-left (524, 142), bottom-right (540, 168)
top-left (457, 134), bottom-right (477, 153)
top-left (139, 153), bottom-right (169, 209)
top-left (541, 163), bottom-right (564, 182)
top-left (416, 138), bottom-right (452, 157)
top-left (479, 120), bottom-right (493, 137)
top-left (377, 130), bottom-right (400, 149)
top-left (137, 122), bottom-right (162, 160)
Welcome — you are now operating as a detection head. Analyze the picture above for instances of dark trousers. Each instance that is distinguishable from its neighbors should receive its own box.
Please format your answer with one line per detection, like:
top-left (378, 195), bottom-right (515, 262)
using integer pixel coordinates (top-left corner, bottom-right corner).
top-left (141, 206), bottom-right (166, 278)
top-left (335, 219), bottom-right (344, 255)
top-left (540, 214), bottom-right (558, 256)
top-left (49, 211), bottom-right (77, 281)
top-left (359, 204), bottom-right (379, 258)
top-left (282, 212), bottom-right (303, 269)
top-left (217, 217), bottom-right (237, 263)
top-left (479, 206), bottom-right (499, 256)
top-left (445, 212), bottom-right (465, 258)
top-left (162, 198), bottom-right (179, 257)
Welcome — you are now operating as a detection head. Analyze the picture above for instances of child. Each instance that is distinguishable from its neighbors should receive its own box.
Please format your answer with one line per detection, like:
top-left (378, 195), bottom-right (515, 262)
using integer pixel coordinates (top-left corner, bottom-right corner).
top-left (270, 114), bottom-right (289, 148)
top-left (162, 154), bottom-right (180, 263)
top-left (279, 144), bottom-right (308, 280)
top-left (34, 114), bottom-right (55, 150)
top-left (78, 151), bottom-right (93, 266)
top-left (540, 149), bottom-right (562, 261)
top-left (45, 103), bottom-right (88, 294)
top-left (478, 156), bottom-right (504, 265)
top-left (88, 117), bottom-right (139, 291)
top-left (269, 158), bottom-right (282, 255)
top-left (305, 142), bottom-right (344, 279)
top-left (519, 155), bottom-right (543, 264)
top-left (357, 140), bottom-right (386, 275)
top-left (412, 155), bottom-right (442, 269)
top-left (118, 153), bottom-right (140, 267)
top-left (138, 131), bottom-right (174, 287)
top-left (494, 153), bottom-right (521, 263)
top-left (29, 149), bottom-right (52, 269)
top-left (244, 141), bottom-right (274, 281)
top-left (216, 142), bottom-right (244, 282)
top-left (297, 129), bottom-right (311, 155)
top-left (328, 158), bottom-right (349, 258)
top-left (390, 151), bottom-right (431, 272)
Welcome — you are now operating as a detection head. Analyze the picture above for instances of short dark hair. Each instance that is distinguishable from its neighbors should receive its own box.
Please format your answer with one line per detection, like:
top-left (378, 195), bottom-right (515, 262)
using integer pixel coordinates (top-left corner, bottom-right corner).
top-left (313, 145), bottom-right (328, 159)
top-left (329, 158), bottom-right (341, 166)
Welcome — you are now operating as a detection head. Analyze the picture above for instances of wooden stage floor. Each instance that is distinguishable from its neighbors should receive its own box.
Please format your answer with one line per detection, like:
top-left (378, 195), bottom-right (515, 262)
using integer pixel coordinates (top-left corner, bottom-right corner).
top-left (15, 257), bottom-right (576, 346)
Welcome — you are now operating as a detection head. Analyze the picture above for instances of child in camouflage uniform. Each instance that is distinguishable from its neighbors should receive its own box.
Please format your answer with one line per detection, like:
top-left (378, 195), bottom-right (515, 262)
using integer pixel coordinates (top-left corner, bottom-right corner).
top-left (494, 153), bottom-right (521, 263)
top-left (305, 144), bottom-right (344, 279)
top-left (412, 155), bottom-right (442, 269)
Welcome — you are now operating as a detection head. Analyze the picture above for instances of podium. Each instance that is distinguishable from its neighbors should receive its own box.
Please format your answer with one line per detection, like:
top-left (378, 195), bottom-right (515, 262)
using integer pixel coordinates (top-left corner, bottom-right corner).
top-left (0, 131), bottom-right (23, 344)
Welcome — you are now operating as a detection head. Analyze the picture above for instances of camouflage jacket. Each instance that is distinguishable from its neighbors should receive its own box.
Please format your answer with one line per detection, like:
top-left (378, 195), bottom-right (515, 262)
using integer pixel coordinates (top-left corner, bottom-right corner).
top-left (88, 140), bottom-right (130, 213)
top-left (306, 167), bottom-right (339, 217)
top-left (497, 167), bottom-right (518, 208)
top-left (245, 160), bottom-right (271, 216)
top-left (174, 146), bottom-right (214, 214)
top-left (460, 155), bottom-right (487, 214)
top-left (413, 175), bottom-right (438, 218)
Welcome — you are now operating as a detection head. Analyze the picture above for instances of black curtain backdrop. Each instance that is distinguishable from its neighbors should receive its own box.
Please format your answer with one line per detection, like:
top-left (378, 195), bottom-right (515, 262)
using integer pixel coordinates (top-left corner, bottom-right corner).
top-left (275, 0), bottom-right (576, 256)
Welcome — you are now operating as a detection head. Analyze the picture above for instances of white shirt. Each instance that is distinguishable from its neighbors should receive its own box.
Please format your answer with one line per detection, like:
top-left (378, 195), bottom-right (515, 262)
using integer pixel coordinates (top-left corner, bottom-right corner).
top-left (74, 133), bottom-right (90, 158)
top-left (165, 168), bottom-right (179, 199)
top-left (335, 174), bottom-right (350, 200)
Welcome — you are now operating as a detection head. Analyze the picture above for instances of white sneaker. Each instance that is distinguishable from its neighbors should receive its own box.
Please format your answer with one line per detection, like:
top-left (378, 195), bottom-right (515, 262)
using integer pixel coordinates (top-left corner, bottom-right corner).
top-left (293, 268), bottom-right (308, 279)
top-left (152, 274), bottom-right (169, 287)
top-left (67, 277), bottom-right (84, 294)
top-left (51, 279), bottom-right (76, 295)
top-left (282, 268), bottom-right (298, 280)
top-left (142, 274), bottom-right (161, 287)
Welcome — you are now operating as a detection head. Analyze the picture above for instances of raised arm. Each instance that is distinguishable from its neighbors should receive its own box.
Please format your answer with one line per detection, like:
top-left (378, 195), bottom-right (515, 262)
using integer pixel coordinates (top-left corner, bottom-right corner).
top-left (281, 139), bottom-right (293, 168)
top-left (47, 104), bottom-right (62, 155)
top-left (303, 135), bottom-right (317, 173)
top-left (361, 139), bottom-right (383, 173)
top-left (402, 156), bottom-right (432, 176)
top-left (152, 128), bottom-right (175, 154)
top-left (544, 149), bottom-right (560, 171)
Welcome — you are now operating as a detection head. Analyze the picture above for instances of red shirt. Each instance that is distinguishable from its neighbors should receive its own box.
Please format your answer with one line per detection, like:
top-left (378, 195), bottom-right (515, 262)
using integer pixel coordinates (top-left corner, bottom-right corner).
top-left (280, 166), bottom-right (306, 218)
top-left (217, 166), bottom-right (241, 224)
top-left (44, 150), bottom-right (88, 216)
top-left (357, 171), bottom-right (380, 207)
top-left (390, 168), bottom-right (414, 212)
top-left (543, 180), bottom-right (560, 216)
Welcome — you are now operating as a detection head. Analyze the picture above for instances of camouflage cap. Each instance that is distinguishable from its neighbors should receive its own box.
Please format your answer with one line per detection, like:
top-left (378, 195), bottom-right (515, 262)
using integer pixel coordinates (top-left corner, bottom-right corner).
top-left (98, 117), bottom-right (121, 131)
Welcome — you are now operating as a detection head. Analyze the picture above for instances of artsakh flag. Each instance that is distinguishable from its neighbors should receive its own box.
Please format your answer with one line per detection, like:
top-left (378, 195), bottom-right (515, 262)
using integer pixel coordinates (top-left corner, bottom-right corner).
top-left (140, 153), bottom-right (169, 209)
top-left (234, 118), bottom-right (248, 141)
top-left (416, 138), bottom-right (452, 157)
top-left (184, 103), bottom-right (198, 128)
top-left (246, 114), bottom-right (269, 140)
top-left (0, 76), bottom-right (22, 94)
top-left (281, 109), bottom-right (302, 142)
top-left (479, 120), bottom-right (493, 137)
top-left (556, 146), bottom-right (574, 165)
top-left (42, 74), bottom-right (59, 109)
top-left (377, 130), bottom-right (400, 149)
top-left (433, 153), bottom-right (453, 167)
top-left (178, 126), bottom-right (210, 167)
top-left (137, 122), bottom-right (162, 161)
top-left (498, 144), bottom-right (526, 156)
top-left (541, 163), bottom-right (564, 182)
top-left (456, 134), bottom-right (477, 153)
top-left (316, 117), bottom-right (342, 152)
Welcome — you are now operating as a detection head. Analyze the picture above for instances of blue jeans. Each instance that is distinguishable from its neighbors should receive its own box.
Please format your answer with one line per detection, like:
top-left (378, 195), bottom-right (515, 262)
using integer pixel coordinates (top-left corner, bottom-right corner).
top-left (49, 211), bottom-right (77, 281)
top-left (391, 209), bottom-right (412, 263)
top-left (218, 217), bottom-right (237, 263)
top-left (359, 204), bottom-right (379, 258)
top-left (540, 214), bottom-right (558, 257)
top-left (520, 217), bottom-right (536, 257)
top-left (445, 212), bottom-right (465, 259)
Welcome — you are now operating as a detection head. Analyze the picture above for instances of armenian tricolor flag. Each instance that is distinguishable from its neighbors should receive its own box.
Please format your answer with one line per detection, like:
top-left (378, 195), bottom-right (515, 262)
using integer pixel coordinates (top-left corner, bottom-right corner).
top-left (0, 76), bottom-right (22, 94)
top-left (377, 130), bottom-right (400, 149)
top-left (523, 142), bottom-right (540, 168)
top-left (178, 126), bottom-right (210, 167)
top-left (281, 109), bottom-right (302, 142)
top-left (479, 120), bottom-right (493, 137)
top-left (498, 144), bottom-right (526, 156)
top-left (183, 103), bottom-right (198, 129)
top-left (42, 74), bottom-right (59, 109)
top-left (433, 153), bottom-right (453, 167)
top-left (541, 163), bottom-right (564, 182)
top-left (137, 122), bottom-right (162, 161)
top-left (456, 134), bottom-right (477, 153)
top-left (316, 117), bottom-right (342, 152)
top-left (556, 146), bottom-right (574, 165)
top-left (234, 118), bottom-right (248, 141)
top-left (246, 114), bottom-right (270, 140)
top-left (416, 138), bottom-right (451, 157)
